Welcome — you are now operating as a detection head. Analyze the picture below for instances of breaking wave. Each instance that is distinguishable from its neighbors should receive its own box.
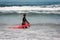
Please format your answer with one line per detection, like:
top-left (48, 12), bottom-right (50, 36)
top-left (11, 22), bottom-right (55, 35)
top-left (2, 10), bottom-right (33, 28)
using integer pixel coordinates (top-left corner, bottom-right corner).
top-left (0, 4), bottom-right (60, 14)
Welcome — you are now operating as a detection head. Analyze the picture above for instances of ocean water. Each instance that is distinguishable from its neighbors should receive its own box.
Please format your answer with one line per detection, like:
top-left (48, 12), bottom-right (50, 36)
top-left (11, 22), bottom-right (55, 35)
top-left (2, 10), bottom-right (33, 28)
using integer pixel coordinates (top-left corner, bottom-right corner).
top-left (0, 13), bottom-right (60, 40)
top-left (0, 2), bottom-right (60, 40)
top-left (0, 13), bottom-right (60, 25)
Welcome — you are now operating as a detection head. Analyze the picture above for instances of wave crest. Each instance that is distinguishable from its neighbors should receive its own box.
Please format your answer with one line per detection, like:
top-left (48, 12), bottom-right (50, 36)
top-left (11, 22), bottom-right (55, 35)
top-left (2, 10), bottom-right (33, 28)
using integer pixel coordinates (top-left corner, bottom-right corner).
top-left (0, 5), bottom-right (60, 14)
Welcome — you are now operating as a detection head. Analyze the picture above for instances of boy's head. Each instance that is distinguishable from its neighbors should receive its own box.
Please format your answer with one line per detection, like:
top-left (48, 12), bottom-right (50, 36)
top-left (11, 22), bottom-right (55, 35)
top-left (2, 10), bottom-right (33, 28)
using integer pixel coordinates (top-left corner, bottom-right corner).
top-left (23, 14), bottom-right (26, 16)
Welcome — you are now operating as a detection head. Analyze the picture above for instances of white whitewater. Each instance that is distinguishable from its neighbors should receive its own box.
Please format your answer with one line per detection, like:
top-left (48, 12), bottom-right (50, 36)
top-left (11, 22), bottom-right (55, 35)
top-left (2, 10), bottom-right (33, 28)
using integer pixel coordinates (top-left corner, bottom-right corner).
top-left (0, 5), bottom-right (60, 14)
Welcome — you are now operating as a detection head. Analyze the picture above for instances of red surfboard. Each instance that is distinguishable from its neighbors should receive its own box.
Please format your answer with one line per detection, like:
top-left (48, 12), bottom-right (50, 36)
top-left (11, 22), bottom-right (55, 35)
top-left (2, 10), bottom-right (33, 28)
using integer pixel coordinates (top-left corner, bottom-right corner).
top-left (10, 23), bottom-right (30, 29)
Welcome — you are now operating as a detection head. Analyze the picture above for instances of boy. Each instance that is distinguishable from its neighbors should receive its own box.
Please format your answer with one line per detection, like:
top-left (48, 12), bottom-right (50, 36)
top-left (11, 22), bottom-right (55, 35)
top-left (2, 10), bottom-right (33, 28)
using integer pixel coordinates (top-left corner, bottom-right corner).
top-left (22, 14), bottom-right (30, 28)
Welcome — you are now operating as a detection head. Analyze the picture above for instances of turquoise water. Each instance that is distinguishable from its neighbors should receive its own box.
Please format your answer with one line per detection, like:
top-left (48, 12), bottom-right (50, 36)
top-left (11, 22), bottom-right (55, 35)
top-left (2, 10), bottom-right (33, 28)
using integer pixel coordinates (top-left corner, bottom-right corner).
top-left (0, 13), bottom-right (60, 25)
top-left (0, 2), bottom-right (60, 6)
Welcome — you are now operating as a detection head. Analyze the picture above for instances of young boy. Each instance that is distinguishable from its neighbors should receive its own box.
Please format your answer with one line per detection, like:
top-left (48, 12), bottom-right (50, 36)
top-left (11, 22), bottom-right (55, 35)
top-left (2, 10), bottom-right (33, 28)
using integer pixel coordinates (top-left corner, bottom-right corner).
top-left (22, 14), bottom-right (30, 28)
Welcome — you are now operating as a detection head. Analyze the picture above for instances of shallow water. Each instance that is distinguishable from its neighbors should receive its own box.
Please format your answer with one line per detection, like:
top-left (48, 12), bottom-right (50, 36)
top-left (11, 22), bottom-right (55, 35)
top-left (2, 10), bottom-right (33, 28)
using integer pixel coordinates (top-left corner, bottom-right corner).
top-left (0, 13), bottom-right (60, 40)
top-left (0, 24), bottom-right (60, 40)
top-left (0, 13), bottom-right (60, 25)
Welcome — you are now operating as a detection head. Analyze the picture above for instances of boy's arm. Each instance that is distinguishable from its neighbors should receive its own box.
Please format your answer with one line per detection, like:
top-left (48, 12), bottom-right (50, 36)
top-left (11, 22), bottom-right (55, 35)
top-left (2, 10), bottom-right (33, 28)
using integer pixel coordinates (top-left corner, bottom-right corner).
top-left (26, 20), bottom-right (30, 27)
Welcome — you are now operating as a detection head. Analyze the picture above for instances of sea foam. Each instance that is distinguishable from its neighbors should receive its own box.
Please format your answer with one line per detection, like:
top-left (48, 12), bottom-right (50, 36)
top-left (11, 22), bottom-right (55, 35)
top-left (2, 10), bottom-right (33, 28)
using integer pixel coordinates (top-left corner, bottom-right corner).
top-left (0, 5), bottom-right (60, 14)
